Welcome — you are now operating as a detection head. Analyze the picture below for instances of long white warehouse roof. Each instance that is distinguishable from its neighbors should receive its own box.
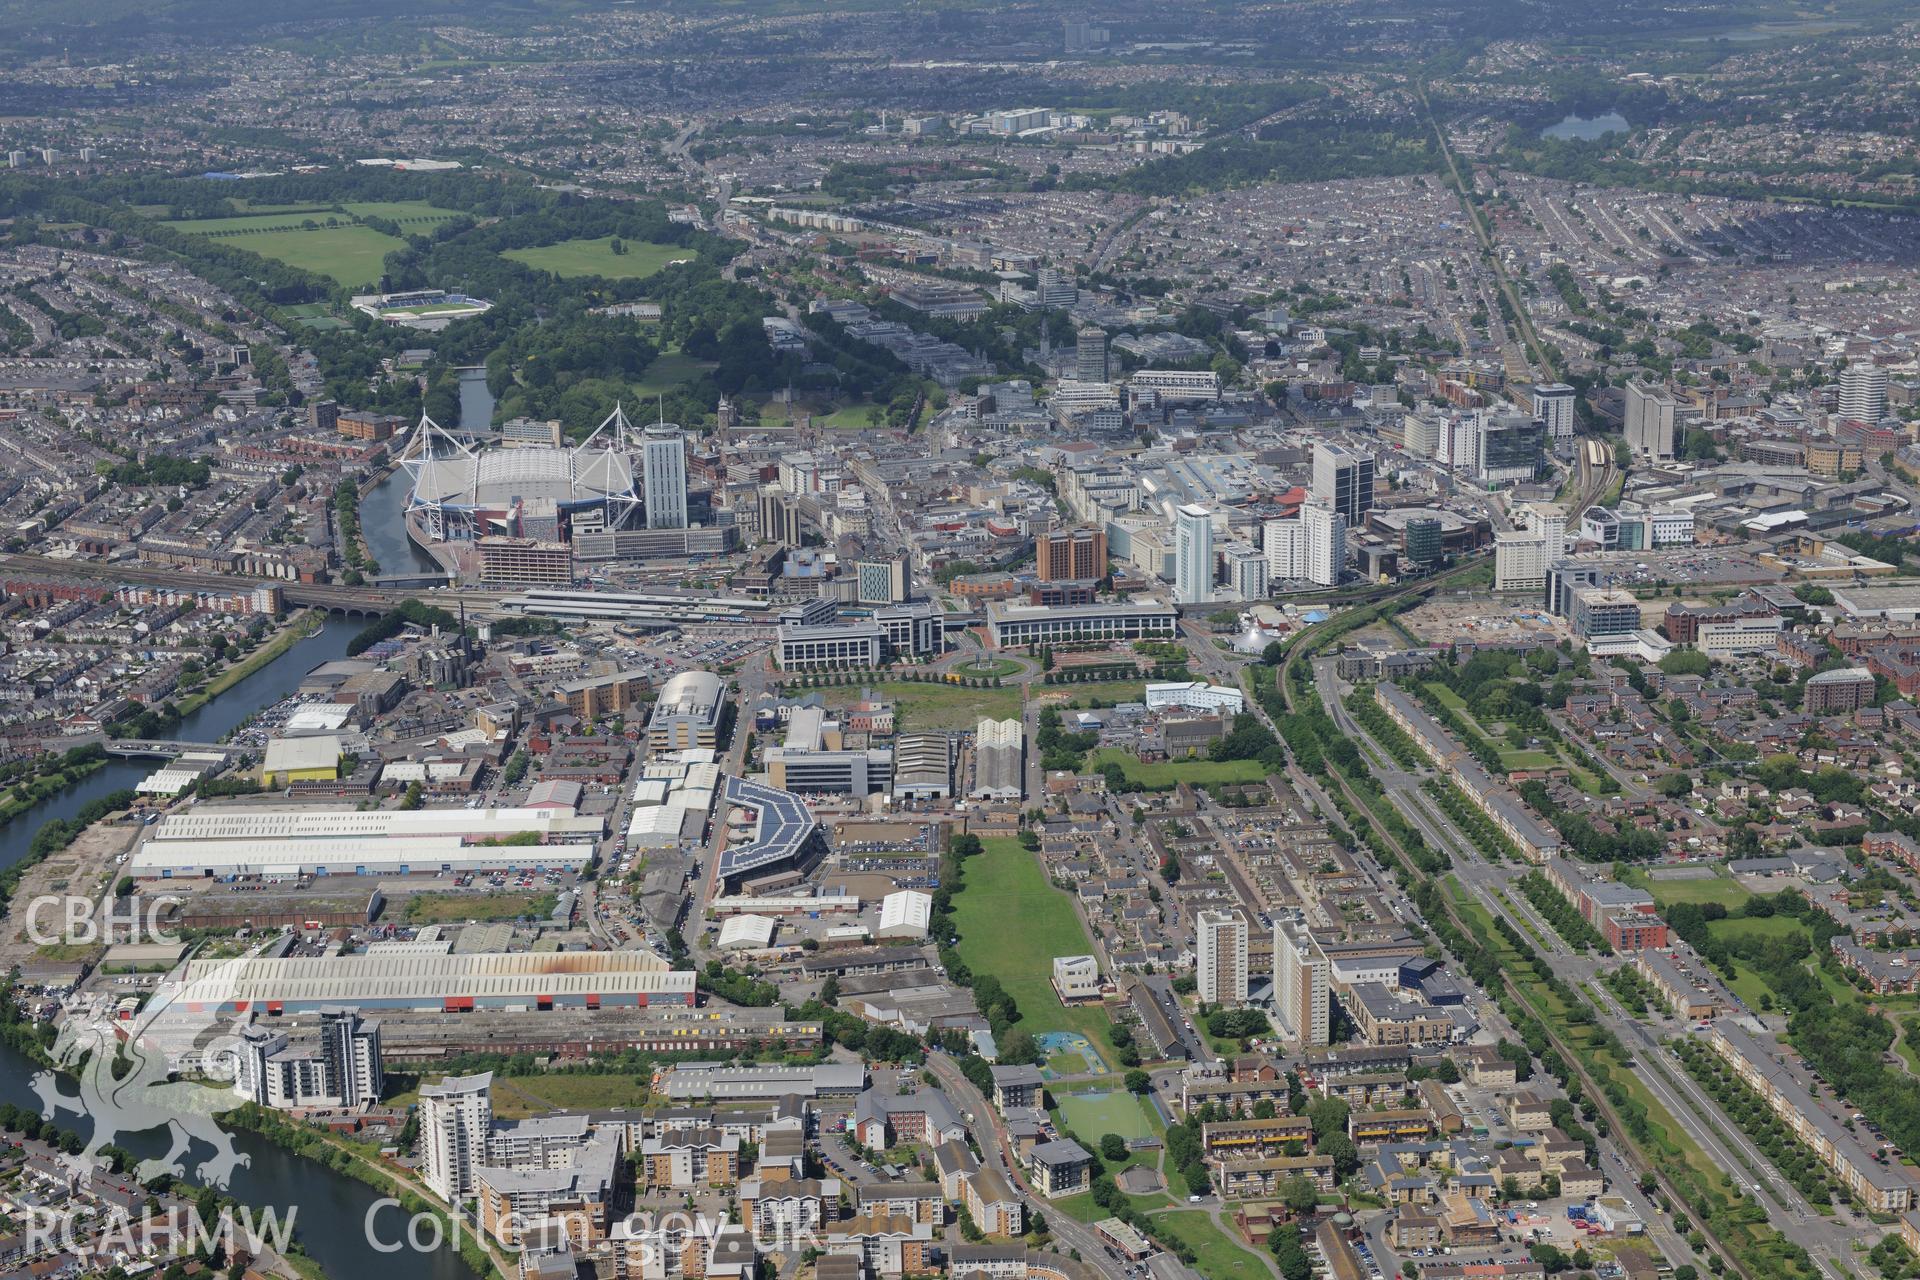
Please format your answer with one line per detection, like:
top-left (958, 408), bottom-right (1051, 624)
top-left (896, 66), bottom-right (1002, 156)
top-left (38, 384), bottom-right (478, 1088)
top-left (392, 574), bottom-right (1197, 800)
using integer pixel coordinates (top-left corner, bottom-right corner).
top-left (167, 950), bottom-right (689, 1006)
top-left (148, 807), bottom-right (599, 842)
top-left (129, 835), bottom-right (595, 876)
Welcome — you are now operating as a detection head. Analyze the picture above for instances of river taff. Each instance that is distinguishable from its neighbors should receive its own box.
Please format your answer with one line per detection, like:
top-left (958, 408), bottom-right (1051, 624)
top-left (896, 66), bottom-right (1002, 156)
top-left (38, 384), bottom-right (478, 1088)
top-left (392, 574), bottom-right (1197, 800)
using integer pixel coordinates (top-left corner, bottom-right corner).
top-left (0, 616), bottom-right (482, 1280)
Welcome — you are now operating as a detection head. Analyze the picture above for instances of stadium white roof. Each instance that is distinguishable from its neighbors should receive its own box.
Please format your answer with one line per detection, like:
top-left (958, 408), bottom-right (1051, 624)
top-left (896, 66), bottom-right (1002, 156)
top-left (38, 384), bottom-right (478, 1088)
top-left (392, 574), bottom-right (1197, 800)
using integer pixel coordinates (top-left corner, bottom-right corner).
top-left (411, 445), bottom-right (636, 509)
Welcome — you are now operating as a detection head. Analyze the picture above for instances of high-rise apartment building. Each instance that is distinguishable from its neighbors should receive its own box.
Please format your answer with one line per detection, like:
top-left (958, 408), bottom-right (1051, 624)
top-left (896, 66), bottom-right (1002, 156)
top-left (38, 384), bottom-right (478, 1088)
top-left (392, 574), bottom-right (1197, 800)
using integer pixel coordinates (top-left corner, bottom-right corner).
top-left (1311, 443), bottom-right (1375, 524)
top-left (642, 423), bottom-right (689, 529)
top-left (1521, 501), bottom-right (1568, 548)
top-left (1263, 518), bottom-right (1304, 585)
top-left (1532, 383), bottom-right (1577, 446)
top-left (422, 1071), bottom-right (494, 1203)
top-left (1063, 19), bottom-right (1111, 50)
top-left (1174, 504), bottom-right (1214, 605)
top-left (1494, 501), bottom-right (1569, 594)
top-left (1437, 412), bottom-right (1481, 473)
top-left (1075, 326), bottom-right (1109, 383)
top-left (1301, 502), bottom-right (1346, 588)
top-left (1274, 922), bottom-right (1330, 1048)
top-left (1625, 380), bottom-right (1677, 462)
top-left (1036, 527), bottom-right (1107, 582)
top-left (232, 1009), bottom-right (383, 1111)
top-left (319, 1008), bottom-right (383, 1108)
top-left (1195, 910), bottom-right (1249, 1005)
top-left (1494, 532), bottom-right (1553, 594)
top-left (1226, 544), bottom-right (1268, 602)
top-left (1839, 362), bottom-right (1890, 424)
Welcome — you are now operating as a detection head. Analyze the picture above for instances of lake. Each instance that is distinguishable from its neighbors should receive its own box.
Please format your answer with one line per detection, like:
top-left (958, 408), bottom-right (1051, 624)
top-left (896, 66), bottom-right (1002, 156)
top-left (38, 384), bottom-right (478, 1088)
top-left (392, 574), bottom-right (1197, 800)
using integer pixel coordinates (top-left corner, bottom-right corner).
top-left (1541, 112), bottom-right (1629, 141)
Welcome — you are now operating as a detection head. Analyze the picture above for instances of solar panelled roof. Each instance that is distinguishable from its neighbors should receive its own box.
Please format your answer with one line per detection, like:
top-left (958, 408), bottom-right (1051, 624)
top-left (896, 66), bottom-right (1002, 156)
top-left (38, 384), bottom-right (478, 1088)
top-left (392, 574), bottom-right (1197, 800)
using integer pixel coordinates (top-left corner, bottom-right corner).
top-left (718, 775), bottom-right (816, 880)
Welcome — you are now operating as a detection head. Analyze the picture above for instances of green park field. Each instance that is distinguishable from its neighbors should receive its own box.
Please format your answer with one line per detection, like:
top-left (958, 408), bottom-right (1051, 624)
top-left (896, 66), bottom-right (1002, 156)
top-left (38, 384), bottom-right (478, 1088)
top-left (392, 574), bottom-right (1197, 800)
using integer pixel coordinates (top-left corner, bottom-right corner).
top-left (341, 199), bottom-right (463, 226)
top-left (165, 214), bottom-right (403, 287)
top-left (167, 211), bottom-right (350, 234)
top-left (1706, 915), bottom-right (1807, 945)
top-left (1057, 1090), bottom-right (1156, 1142)
top-left (217, 226), bottom-right (402, 287)
top-left (164, 199), bottom-right (466, 288)
top-left (818, 680), bottom-right (1020, 731)
top-left (502, 235), bottom-right (694, 280)
top-left (634, 349), bottom-right (714, 395)
top-left (819, 403), bottom-right (888, 428)
top-left (1637, 870), bottom-right (1753, 910)
top-left (951, 837), bottom-right (1110, 1065)
top-left (1087, 748), bottom-right (1267, 788)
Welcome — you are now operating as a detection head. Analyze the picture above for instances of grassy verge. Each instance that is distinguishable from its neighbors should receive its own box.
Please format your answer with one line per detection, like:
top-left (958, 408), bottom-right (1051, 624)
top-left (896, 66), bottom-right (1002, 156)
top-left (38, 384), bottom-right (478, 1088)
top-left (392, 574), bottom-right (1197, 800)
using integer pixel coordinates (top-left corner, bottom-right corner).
top-left (1447, 886), bottom-right (1818, 1280)
top-left (0, 757), bottom-right (108, 826)
top-left (501, 236), bottom-right (694, 280)
top-left (1146, 1210), bottom-right (1269, 1280)
top-left (816, 679), bottom-right (1022, 730)
top-left (176, 611), bottom-right (324, 717)
top-left (1628, 869), bottom-right (1753, 911)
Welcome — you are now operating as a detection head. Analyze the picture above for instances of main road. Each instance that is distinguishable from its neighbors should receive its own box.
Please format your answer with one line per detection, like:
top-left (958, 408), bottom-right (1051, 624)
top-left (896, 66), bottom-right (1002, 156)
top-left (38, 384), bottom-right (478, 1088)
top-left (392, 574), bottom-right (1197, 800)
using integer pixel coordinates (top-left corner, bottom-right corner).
top-left (1419, 85), bottom-right (1556, 386)
top-left (1239, 566), bottom-right (1787, 1280)
top-left (925, 1053), bottom-right (1132, 1280)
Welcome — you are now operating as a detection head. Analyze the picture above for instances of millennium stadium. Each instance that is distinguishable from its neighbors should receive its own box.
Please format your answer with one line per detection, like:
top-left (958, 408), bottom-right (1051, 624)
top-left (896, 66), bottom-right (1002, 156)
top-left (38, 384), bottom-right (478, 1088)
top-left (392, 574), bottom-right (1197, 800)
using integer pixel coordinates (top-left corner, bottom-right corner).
top-left (402, 405), bottom-right (642, 544)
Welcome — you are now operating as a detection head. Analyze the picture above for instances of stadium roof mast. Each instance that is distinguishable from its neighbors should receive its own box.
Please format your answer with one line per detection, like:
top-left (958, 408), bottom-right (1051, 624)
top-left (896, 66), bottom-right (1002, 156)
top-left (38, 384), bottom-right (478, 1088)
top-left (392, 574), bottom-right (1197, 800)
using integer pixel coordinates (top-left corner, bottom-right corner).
top-left (402, 412), bottom-right (479, 542)
top-left (579, 402), bottom-right (635, 453)
top-left (576, 403), bottom-right (642, 532)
